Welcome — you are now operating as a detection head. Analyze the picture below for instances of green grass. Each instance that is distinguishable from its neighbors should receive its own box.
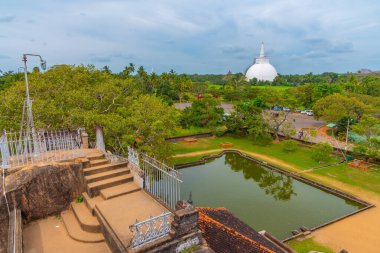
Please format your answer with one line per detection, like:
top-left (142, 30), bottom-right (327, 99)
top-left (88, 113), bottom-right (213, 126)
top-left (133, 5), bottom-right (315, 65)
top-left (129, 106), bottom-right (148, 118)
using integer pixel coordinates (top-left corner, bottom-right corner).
top-left (287, 238), bottom-right (334, 253)
top-left (170, 152), bottom-right (220, 165)
top-left (254, 85), bottom-right (290, 91)
top-left (206, 83), bottom-right (291, 91)
top-left (171, 135), bottom-right (339, 170)
top-left (207, 83), bottom-right (223, 89)
top-left (172, 135), bottom-right (380, 196)
top-left (172, 127), bottom-right (211, 137)
top-left (312, 162), bottom-right (380, 195)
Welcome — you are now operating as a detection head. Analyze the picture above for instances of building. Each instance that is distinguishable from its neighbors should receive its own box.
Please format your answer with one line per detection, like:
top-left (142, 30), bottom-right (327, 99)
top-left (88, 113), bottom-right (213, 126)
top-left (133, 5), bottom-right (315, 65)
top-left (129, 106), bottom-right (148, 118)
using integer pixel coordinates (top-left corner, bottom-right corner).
top-left (197, 207), bottom-right (294, 253)
top-left (245, 43), bottom-right (278, 82)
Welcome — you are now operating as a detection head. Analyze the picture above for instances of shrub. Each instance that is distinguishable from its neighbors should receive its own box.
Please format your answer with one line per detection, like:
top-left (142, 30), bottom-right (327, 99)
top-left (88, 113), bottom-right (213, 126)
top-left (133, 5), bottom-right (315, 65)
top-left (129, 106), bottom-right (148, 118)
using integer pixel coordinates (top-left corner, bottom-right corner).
top-left (213, 125), bottom-right (227, 137)
top-left (282, 140), bottom-right (299, 153)
top-left (311, 143), bottom-right (333, 163)
top-left (310, 129), bottom-right (318, 137)
top-left (76, 195), bottom-right (84, 203)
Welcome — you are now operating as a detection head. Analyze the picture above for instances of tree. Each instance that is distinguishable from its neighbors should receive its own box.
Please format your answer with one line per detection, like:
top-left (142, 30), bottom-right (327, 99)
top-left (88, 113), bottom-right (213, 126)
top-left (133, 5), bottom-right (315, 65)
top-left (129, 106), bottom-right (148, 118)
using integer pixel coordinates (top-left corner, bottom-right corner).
top-left (180, 95), bottom-right (223, 128)
top-left (311, 143), bottom-right (333, 163)
top-left (282, 140), bottom-right (299, 153)
top-left (352, 115), bottom-right (380, 139)
top-left (263, 111), bottom-right (296, 140)
top-left (226, 101), bottom-right (271, 144)
top-left (0, 65), bottom-right (178, 159)
top-left (313, 93), bottom-right (370, 122)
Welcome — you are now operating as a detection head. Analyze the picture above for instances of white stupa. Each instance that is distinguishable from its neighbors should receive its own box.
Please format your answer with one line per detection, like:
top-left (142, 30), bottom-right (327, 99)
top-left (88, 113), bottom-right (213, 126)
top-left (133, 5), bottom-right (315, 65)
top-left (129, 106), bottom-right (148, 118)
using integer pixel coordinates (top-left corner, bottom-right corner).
top-left (245, 43), bottom-right (277, 82)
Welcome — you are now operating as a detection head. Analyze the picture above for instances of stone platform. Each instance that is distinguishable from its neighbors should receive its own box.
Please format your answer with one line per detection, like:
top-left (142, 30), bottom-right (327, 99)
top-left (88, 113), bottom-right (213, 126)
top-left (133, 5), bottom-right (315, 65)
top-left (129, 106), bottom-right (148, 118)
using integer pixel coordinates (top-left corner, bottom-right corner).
top-left (95, 191), bottom-right (169, 251)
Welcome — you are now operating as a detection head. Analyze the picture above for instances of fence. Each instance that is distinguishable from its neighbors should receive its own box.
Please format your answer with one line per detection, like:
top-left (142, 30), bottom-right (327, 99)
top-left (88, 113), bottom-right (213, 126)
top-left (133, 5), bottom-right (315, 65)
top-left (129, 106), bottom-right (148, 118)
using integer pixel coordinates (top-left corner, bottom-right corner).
top-left (141, 153), bottom-right (182, 211)
top-left (0, 129), bottom-right (83, 169)
top-left (129, 211), bottom-right (172, 248)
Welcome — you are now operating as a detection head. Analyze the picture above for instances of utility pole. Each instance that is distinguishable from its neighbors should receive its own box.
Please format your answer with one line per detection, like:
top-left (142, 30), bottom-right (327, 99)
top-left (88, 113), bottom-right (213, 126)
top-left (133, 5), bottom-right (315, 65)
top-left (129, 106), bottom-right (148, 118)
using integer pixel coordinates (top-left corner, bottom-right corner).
top-left (345, 118), bottom-right (351, 152)
top-left (21, 54), bottom-right (46, 154)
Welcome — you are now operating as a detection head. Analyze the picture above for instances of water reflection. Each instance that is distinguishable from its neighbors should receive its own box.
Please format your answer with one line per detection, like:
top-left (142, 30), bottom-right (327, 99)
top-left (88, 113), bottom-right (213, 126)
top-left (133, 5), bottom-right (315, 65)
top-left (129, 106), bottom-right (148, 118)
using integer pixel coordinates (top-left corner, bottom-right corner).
top-left (224, 153), bottom-right (297, 201)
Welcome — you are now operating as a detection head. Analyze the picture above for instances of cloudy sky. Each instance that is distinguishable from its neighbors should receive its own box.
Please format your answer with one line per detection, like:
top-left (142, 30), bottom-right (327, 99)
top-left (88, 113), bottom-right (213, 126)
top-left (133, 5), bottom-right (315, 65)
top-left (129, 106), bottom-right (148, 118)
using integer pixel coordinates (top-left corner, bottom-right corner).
top-left (1, 0), bottom-right (379, 74)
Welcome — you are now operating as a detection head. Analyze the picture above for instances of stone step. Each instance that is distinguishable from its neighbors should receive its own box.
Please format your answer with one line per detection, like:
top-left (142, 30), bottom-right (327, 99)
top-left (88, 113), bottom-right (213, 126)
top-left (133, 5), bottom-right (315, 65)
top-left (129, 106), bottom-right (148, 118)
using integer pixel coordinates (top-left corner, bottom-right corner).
top-left (71, 201), bottom-right (101, 233)
top-left (87, 174), bottom-right (134, 197)
top-left (85, 167), bottom-right (130, 183)
top-left (100, 182), bottom-right (141, 200)
top-left (61, 210), bottom-right (104, 243)
top-left (83, 161), bottom-right (129, 176)
top-left (83, 192), bottom-right (104, 215)
top-left (90, 159), bottom-right (110, 167)
top-left (87, 153), bottom-right (105, 161)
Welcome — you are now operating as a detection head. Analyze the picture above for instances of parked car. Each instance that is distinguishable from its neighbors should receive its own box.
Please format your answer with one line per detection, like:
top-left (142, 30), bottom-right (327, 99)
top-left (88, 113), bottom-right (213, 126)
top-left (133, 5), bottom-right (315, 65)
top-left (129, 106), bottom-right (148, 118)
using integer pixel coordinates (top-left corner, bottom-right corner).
top-left (300, 110), bottom-right (307, 114)
top-left (272, 106), bottom-right (283, 111)
top-left (283, 107), bottom-right (290, 111)
top-left (306, 110), bottom-right (314, 116)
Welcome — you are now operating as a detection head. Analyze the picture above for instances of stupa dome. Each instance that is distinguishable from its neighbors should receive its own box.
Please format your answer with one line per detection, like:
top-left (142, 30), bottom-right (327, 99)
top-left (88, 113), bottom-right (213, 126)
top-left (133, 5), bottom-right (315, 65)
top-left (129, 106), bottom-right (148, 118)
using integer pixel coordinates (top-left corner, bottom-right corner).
top-left (245, 43), bottom-right (277, 82)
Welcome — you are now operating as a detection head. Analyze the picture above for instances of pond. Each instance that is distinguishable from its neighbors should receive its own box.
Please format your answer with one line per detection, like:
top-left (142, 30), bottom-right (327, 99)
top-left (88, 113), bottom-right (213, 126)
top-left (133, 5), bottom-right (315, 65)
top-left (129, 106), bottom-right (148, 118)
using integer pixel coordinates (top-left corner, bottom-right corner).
top-left (179, 152), bottom-right (364, 240)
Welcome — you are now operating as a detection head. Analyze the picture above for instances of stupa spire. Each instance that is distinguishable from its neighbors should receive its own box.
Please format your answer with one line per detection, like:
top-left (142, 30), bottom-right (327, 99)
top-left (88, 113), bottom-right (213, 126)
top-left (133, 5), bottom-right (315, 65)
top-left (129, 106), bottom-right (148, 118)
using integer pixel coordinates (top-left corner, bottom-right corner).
top-left (259, 42), bottom-right (265, 58)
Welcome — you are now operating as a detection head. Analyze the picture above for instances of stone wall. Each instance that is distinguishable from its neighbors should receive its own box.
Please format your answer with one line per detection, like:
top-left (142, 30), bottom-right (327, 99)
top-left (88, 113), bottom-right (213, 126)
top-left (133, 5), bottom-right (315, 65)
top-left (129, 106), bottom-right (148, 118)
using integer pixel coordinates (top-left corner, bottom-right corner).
top-left (0, 194), bottom-right (9, 253)
top-left (0, 159), bottom-right (87, 253)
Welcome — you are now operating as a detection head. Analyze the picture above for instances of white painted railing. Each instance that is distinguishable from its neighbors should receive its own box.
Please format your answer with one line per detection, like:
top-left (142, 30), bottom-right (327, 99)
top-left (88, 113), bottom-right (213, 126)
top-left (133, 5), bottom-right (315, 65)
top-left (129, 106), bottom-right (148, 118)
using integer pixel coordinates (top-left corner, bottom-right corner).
top-left (129, 212), bottom-right (172, 248)
top-left (142, 153), bottom-right (182, 211)
top-left (0, 129), bottom-right (83, 169)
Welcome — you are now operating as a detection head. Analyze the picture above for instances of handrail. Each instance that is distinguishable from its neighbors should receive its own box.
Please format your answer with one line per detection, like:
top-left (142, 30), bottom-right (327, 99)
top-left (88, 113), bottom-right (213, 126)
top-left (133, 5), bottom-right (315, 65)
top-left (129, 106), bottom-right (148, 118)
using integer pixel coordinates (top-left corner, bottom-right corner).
top-left (129, 212), bottom-right (172, 248)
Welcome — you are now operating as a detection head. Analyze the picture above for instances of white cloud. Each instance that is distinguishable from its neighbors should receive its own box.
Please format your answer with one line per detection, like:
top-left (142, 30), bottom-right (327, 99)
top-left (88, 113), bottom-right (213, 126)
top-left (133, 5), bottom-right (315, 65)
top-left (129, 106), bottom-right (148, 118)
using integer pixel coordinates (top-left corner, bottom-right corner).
top-left (0, 0), bottom-right (379, 74)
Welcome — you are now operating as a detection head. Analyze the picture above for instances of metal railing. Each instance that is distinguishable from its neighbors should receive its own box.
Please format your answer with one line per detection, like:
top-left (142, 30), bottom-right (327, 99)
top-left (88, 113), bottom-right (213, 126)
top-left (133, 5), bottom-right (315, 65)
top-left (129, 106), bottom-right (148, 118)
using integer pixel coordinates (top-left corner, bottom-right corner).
top-left (0, 129), bottom-right (83, 169)
top-left (129, 212), bottom-right (172, 248)
top-left (142, 153), bottom-right (182, 211)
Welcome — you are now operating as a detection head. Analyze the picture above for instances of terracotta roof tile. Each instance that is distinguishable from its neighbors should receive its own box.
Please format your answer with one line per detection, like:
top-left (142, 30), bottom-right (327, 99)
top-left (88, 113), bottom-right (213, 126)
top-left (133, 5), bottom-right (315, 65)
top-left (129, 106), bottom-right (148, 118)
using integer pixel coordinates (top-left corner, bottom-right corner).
top-left (197, 207), bottom-right (287, 253)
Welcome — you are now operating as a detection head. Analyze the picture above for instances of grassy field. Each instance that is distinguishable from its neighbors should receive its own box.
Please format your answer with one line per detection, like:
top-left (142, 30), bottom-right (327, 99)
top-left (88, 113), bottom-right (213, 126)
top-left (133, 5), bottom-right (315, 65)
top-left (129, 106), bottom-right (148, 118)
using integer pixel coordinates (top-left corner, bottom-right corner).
top-left (287, 238), bottom-right (334, 253)
top-left (313, 162), bottom-right (380, 195)
top-left (206, 83), bottom-right (291, 91)
top-left (254, 85), bottom-right (291, 91)
top-left (172, 134), bottom-right (380, 252)
top-left (173, 127), bottom-right (211, 137)
top-left (171, 136), bottom-right (338, 170)
top-left (171, 135), bottom-right (380, 195)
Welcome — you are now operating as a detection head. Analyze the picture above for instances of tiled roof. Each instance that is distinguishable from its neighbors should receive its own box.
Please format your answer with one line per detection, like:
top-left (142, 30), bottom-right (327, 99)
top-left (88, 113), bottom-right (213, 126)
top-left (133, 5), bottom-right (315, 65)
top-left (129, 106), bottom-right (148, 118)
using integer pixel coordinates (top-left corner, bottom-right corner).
top-left (197, 207), bottom-right (287, 253)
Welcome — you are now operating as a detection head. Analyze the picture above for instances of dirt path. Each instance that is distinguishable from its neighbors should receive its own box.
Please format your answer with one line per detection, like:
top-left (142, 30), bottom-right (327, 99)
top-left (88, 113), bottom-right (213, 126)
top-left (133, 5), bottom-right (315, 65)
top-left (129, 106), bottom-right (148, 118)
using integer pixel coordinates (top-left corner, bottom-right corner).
top-left (304, 172), bottom-right (380, 253)
top-left (174, 149), bottom-right (380, 252)
top-left (174, 149), bottom-right (298, 171)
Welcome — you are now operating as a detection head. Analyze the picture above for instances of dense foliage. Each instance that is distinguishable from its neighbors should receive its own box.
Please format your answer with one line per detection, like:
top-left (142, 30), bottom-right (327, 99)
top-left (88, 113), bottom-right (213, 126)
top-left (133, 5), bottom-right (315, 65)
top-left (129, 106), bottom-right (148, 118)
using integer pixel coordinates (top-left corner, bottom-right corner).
top-left (1, 65), bottom-right (379, 160)
top-left (0, 65), bottom-right (179, 159)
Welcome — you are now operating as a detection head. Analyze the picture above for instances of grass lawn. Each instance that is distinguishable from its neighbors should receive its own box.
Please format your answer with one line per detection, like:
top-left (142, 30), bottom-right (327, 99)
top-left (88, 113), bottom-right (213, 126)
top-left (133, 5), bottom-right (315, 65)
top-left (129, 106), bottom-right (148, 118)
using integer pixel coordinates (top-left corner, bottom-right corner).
top-left (171, 135), bottom-right (380, 195)
top-left (170, 152), bottom-right (221, 165)
top-left (312, 162), bottom-right (380, 195)
top-left (207, 83), bottom-right (223, 89)
top-left (172, 126), bottom-right (211, 137)
top-left (286, 238), bottom-right (334, 253)
top-left (254, 85), bottom-right (291, 91)
top-left (171, 135), bottom-right (340, 170)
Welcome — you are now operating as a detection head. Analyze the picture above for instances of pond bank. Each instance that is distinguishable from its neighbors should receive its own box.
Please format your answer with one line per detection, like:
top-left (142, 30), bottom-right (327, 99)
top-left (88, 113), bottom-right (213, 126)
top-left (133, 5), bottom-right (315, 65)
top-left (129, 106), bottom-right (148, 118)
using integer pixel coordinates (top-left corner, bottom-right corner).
top-left (173, 148), bottom-right (380, 252)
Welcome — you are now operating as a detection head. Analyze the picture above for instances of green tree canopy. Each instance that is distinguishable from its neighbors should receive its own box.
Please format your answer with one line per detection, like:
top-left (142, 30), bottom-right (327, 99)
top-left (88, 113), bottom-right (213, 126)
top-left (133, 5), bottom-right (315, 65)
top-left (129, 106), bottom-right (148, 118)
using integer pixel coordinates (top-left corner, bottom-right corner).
top-left (313, 93), bottom-right (371, 122)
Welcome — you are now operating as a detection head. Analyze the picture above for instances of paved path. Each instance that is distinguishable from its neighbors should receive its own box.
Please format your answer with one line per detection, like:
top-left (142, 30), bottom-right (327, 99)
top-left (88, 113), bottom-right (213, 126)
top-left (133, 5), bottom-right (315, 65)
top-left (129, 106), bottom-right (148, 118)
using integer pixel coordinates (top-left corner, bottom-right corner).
top-left (23, 216), bottom-right (111, 253)
top-left (308, 176), bottom-right (380, 253)
top-left (96, 191), bottom-right (168, 249)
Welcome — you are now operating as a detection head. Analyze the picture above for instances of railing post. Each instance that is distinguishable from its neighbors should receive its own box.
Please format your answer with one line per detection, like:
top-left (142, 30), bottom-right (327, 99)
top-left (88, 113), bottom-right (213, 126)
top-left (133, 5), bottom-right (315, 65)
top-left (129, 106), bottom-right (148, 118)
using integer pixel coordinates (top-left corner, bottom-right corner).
top-left (80, 129), bottom-right (89, 149)
top-left (0, 131), bottom-right (10, 169)
top-left (95, 125), bottom-right (106, 152)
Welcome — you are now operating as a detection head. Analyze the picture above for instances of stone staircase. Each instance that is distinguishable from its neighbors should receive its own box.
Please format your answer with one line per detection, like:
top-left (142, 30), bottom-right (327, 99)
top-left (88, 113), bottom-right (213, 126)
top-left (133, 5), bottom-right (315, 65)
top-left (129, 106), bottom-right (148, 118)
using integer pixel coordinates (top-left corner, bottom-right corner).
top-left (61, 152), bottom-right (141, 243)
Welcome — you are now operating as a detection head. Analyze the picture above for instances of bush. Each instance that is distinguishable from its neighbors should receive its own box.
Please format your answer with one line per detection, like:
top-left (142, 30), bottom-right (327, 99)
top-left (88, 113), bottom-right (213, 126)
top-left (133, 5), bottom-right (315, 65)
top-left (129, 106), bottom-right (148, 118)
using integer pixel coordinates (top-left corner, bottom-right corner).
top-left (213, 125), bottom-right (227, 137)
top-left (282, 140), bottom-right (299, 153)
top-left (252, 132), bottom-right (273, 146)
top-left (311, 143), bottom-right (333, 163)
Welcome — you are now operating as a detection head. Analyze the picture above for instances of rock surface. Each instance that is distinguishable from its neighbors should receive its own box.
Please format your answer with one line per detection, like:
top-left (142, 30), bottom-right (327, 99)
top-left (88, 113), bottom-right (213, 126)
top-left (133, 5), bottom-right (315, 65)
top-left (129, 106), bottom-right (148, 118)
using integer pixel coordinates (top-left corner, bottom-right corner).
top-left (0, 160), bottom-right (86, 253)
